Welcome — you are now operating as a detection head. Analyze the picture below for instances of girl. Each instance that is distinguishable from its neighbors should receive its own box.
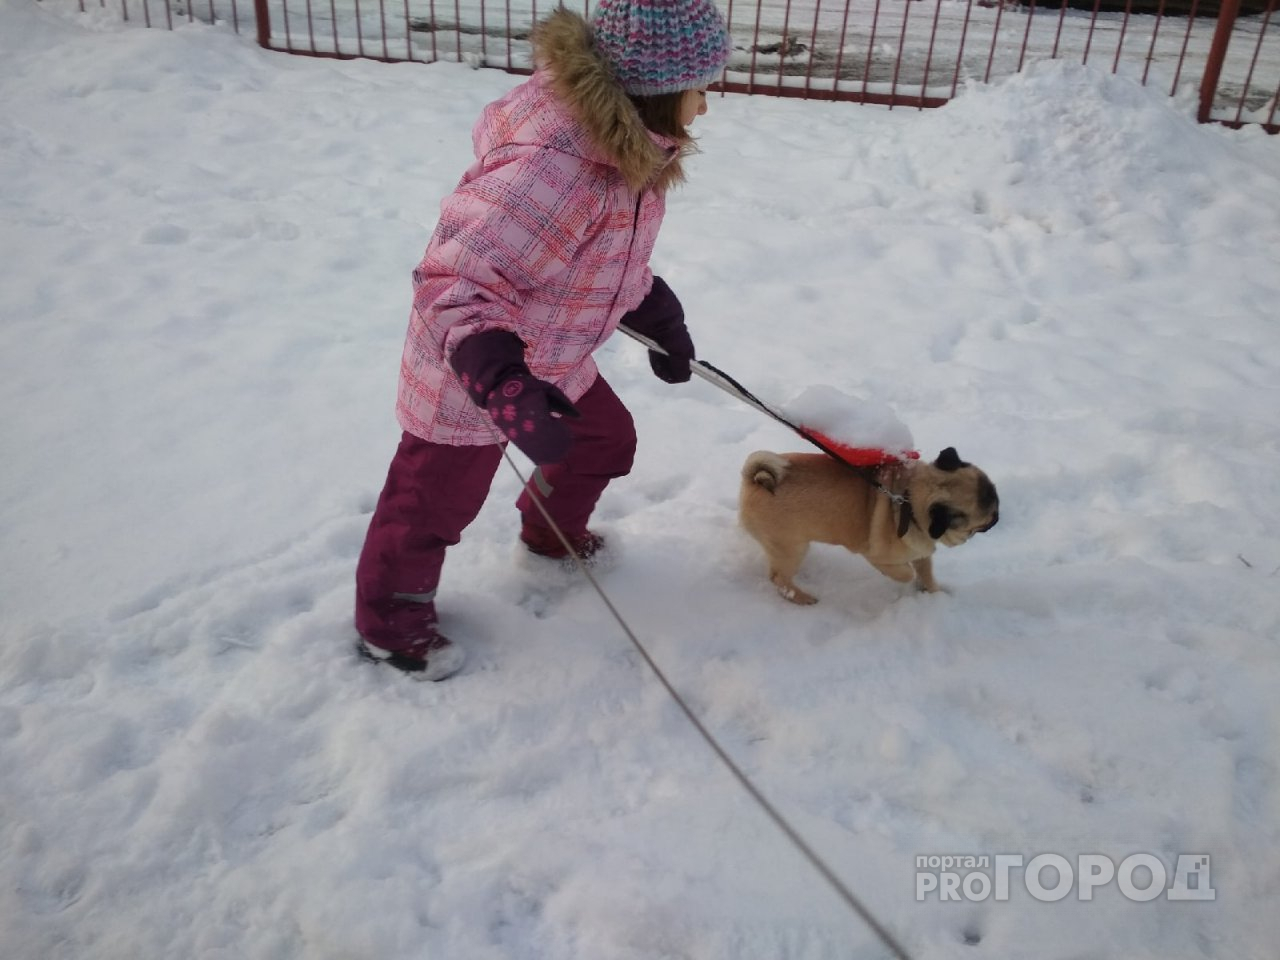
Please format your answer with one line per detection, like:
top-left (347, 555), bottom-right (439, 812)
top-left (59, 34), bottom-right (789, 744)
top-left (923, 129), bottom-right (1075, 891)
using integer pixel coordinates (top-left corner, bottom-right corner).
top-left (355, 0), bottom-right (732, 680)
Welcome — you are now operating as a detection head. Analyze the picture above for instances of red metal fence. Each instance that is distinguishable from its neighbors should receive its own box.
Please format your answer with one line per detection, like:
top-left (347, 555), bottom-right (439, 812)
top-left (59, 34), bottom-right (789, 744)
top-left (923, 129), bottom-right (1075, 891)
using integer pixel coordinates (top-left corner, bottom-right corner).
top-left (77, 0), bottom-right (1280, 130)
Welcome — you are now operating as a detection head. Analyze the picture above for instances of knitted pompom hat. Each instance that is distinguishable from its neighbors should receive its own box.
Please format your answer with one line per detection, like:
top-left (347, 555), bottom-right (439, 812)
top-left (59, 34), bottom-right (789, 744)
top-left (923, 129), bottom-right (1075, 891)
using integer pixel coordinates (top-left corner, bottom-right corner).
top-left (590, 0), bottom-right (732, 96)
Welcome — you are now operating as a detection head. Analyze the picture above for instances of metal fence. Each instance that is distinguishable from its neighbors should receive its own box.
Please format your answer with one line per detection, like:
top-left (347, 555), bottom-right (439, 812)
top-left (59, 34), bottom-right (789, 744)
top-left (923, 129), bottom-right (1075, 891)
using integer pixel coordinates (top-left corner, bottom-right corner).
top-left (78, 0), bottom-right (1280, 130)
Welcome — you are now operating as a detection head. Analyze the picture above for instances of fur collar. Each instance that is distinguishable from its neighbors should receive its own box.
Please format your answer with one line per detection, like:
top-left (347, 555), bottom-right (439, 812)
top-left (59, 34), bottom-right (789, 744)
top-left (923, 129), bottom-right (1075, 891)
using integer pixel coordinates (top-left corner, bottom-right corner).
top-left (532, 8), bottom-right (689, 193)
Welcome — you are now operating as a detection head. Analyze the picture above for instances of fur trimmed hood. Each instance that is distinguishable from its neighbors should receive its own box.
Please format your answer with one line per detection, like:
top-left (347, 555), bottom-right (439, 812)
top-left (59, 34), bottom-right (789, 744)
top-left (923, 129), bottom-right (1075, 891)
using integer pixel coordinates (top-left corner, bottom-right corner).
top-left (528, 8), bottom-right (689, 192)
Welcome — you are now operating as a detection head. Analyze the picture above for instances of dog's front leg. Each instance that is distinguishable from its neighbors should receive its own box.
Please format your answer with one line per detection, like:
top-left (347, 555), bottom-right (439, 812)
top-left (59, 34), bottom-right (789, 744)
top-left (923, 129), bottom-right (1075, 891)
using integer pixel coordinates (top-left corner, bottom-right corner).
top-left (910, 556), bottom-right (941, 593)
top-left (771, 573), bottom-right (819, 605)
top-left (868, 559), bottom-right (916, 585)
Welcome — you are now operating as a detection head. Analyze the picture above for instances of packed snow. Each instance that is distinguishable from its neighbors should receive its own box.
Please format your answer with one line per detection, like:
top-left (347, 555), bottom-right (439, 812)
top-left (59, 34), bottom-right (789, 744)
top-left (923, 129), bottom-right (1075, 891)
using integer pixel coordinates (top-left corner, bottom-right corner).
top-left (780, 384), bottom-right (916, 457)
top-left (2, 1), bottom-right (1279, 958)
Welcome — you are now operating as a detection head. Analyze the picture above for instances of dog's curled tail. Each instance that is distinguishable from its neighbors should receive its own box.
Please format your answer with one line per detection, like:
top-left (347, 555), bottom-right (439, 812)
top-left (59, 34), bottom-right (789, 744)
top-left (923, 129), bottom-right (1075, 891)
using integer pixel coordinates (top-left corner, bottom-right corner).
top-left (742, 451), bottom-right (789, 494)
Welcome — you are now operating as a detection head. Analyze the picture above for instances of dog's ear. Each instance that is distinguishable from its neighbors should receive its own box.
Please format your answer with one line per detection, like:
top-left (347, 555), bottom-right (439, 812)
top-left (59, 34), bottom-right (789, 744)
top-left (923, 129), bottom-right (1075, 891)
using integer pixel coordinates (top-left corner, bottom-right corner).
top-left (935, 447), bottom-right (966, 471)
top-left (929, 504), bottom-right (953, 539)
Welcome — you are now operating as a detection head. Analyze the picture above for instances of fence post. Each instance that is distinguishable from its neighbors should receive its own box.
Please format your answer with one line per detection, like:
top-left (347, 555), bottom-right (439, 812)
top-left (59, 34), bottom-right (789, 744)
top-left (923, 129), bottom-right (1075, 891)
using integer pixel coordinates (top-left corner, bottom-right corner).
top-left (1199, 0), bottom-right (1243, 123)
top-left (254, 0), bottom-right (271, 49)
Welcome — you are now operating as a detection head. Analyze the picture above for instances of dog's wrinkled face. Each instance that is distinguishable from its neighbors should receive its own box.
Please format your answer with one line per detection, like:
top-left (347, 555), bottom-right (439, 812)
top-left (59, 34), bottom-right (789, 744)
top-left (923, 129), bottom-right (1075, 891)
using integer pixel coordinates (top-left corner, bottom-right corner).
top-left (919, 447), bottom-right (999, 547)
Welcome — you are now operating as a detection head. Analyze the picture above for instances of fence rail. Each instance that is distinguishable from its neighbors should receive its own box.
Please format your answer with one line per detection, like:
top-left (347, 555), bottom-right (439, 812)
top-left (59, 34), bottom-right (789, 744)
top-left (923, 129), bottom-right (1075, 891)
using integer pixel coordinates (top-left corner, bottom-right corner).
top-left (74, 0), bottom-right (1280, 130)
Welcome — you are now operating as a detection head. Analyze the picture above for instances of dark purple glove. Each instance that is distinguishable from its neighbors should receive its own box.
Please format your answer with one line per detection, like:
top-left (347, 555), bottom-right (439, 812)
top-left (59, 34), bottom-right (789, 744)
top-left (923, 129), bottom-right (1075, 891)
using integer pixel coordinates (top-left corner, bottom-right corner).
top-left (450, 330), bottom-right (579, 465)
top-left (620, 276), bottom-right (695, 384)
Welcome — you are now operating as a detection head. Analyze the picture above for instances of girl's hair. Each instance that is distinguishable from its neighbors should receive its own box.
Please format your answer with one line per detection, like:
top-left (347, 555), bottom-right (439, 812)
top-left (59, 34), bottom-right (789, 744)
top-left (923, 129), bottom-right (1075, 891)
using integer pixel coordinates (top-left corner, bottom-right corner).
top-left (629, 91), bottom-right (694, 142)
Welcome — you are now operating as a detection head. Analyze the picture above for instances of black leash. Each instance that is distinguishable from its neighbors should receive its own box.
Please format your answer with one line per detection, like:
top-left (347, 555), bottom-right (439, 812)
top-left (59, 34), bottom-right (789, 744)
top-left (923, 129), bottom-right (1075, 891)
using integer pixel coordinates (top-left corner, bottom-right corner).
top-left (485, 418), bottom-right (917, 960)
top-left (618, 325), bottom-right (915, 535)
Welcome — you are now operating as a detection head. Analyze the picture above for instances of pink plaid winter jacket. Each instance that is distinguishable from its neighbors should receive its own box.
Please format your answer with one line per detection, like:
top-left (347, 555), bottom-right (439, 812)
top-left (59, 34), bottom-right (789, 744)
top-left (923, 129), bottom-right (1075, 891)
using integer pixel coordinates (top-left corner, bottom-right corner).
top-left (396, 10), bottom-right (689, 445)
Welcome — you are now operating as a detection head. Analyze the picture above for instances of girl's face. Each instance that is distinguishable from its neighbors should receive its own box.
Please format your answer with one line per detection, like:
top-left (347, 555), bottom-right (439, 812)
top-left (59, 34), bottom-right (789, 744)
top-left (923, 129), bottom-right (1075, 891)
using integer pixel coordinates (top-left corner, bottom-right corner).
top-left (680, 87), bottom-right (709, 126)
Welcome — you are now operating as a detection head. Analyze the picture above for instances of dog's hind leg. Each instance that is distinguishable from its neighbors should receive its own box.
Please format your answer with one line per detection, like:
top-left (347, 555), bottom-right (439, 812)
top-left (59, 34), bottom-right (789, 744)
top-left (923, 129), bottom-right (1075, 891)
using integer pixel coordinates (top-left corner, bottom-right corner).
top-left (763, 540), bottom-right (818, 605)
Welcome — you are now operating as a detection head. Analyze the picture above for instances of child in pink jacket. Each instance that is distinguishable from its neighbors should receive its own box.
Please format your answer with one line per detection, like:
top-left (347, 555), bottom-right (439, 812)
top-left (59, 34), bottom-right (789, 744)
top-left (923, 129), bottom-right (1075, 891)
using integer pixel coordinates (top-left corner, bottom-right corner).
top-left (355, 0), bottom-right (732, 679)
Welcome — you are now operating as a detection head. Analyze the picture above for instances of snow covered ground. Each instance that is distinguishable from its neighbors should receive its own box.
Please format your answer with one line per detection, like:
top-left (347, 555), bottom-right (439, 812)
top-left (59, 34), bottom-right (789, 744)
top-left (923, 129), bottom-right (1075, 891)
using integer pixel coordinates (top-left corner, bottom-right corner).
top-left (2, 0), bottom-right (1279, 957)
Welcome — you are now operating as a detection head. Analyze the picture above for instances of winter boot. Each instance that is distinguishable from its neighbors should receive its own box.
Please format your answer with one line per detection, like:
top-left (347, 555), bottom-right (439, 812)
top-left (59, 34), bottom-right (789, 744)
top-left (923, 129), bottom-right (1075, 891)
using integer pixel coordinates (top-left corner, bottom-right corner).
top-left (356, 622), bottom-right (465, 682)
top-left (519, 520), bottom-right (607, 564)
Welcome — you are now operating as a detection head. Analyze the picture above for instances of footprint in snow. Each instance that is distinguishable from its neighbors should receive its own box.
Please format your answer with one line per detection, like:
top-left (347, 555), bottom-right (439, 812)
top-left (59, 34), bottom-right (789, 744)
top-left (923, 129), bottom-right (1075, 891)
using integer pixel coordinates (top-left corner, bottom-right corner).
top-left (139, 223), bottom-right (190, 245)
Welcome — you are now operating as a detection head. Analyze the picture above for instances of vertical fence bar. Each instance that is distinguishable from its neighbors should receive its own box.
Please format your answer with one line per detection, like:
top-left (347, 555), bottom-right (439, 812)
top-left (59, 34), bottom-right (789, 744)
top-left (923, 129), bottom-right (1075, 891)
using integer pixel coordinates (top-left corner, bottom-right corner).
top-left (863, 0), bottom-right (883, 99)
top-left (1143, 0), bottom-right (1169, 86)
top-left (984, 0), bottom-right (1007, 83)
top-left (804, 0), bottom-right (823, 96)
top-left (282, 0), bottom-right (293, 49)
top-left (722, 0), bottom-right (735, 95)
top-left (1172, 0), bottom-right (1202, 94)
top-left (379, 0), bottom-right (389, 59)
top-left (504, 0), bottom-right (511, 68)
top-left (1052, 0), bottom-right (1068, 58)
top-left (1017, 0), bottom-right (1037, 73)
top-left (831, 0), bottom-right (853, 95)
top-left (889, 0), bottom-right (912, 108)
top-left (404, 0), bottom-right (412, 60)
top-left (921, 0), bottom-right (945, 108)
top-left (453, 0), bottom-right (461, 61)
top-left (354, 0), bottom-right (365, 58)
top-left (164, 0), bottom-right (174, 29)
top-left (1082, 0), bottom-right (1103, 65)
top-left (429, 0), bottom-right (438, 61)
top-left (480, 0), bottom-right (488, 63)
top-left (255, 0), bottom-right (270, 47)
top-left (749, 0), bottom-right (764, 93)
top-left (231, 0), bottom-right (240, 34)
top-left (305, 0), bottom-right (317, 53)
top-left (1264, 0), bottom-right (1280, 128)
top-left (142, 0), bottom-right (151, 28)
top-left (1231, 1), bottom-right (1275, 123)
top-left (951, 0), bottom-right (975, 99)
top-left (1199, 0), bottom-right (1243, 122)
top-left (776, 0), bottom-right (796, 91)
top-left (1111, 0), bottom-right (1134, 73)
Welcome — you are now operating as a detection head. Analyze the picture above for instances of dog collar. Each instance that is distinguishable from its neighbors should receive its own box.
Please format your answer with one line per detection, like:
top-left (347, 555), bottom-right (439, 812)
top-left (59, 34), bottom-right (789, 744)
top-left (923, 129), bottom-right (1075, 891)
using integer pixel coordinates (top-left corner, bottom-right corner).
top-left (896, 497), bottom-right (915, 538)
top-left (869, 465), bottom-right (914, 538)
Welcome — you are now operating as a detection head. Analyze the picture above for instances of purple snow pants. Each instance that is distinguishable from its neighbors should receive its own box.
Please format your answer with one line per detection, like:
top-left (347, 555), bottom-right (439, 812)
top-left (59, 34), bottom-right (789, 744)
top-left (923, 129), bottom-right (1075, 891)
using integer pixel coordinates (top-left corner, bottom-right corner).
top-left (354, 375), bottom-right (636, 650)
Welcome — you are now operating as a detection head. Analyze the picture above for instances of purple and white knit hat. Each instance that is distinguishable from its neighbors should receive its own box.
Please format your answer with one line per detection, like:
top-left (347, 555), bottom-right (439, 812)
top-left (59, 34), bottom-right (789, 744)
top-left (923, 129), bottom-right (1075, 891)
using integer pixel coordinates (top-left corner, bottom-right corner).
top-left (591, 0), bottom-right (732, 96)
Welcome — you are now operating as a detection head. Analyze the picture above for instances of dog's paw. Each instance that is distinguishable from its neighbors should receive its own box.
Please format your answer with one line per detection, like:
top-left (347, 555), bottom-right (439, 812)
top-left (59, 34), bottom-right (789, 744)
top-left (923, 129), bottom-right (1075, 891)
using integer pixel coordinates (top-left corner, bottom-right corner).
top-left (774, 581), bottom-right (818, 605)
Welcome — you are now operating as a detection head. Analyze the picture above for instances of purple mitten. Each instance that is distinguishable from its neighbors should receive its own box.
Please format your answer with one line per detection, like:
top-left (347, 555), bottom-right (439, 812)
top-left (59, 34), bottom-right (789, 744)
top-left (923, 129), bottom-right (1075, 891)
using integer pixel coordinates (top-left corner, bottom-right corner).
top-left (484, 373), bottom-right (579, 463)
top-left (620, 276), bottom-right (695, 384)
top-left (450, 330), bottom-right (579, 465)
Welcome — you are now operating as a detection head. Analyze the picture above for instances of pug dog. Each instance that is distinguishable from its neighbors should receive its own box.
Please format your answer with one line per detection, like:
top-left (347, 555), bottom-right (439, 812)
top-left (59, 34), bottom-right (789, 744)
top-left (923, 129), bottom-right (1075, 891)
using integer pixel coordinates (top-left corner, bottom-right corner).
top-left (738, 447), bottom-right (998, 604)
